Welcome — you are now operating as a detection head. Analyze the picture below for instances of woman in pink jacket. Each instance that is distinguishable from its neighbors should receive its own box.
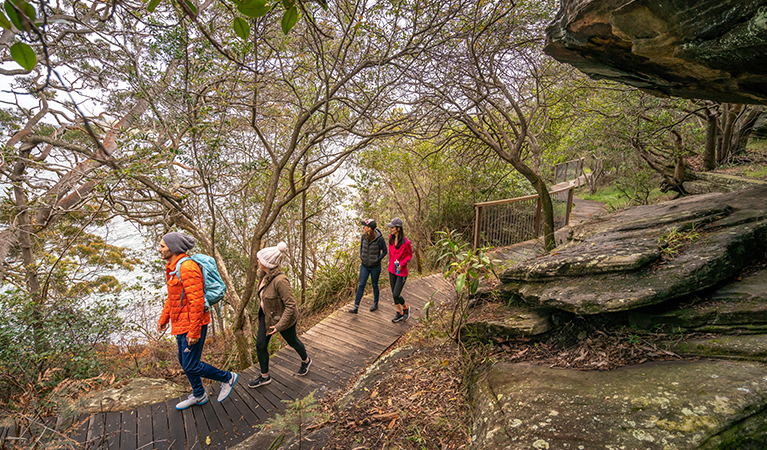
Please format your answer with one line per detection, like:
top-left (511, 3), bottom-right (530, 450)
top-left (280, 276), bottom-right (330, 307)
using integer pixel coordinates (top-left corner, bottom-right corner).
top-left (386, 217), bottom-right (413, 323)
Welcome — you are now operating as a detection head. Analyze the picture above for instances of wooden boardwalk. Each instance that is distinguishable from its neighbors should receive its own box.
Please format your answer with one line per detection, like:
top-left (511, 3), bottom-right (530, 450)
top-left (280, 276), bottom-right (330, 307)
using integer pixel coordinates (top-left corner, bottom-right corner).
top-left (0, 274), bottom-right (455, 449)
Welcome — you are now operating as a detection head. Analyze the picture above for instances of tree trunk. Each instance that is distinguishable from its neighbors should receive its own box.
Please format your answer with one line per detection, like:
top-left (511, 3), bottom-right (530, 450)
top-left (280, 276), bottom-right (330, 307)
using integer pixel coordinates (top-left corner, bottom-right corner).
top-left (505, 156), bottom-right (555, 250)
top-left (719, 103), bottom-right (740, 164)
top-left (300, 158), bottom-right (308, 305)
top-left (703, 105), bottom-right (718, 171)
top-left (12, 143), bottom-right (48, 358)
top-left (731, 107), bottom-right (762, 156)
top-left (232, 233), bottom-right (263, 368)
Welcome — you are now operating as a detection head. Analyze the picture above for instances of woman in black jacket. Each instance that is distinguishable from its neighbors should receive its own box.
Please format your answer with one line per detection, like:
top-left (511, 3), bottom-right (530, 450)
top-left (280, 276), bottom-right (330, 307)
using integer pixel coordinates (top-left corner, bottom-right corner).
top-left (348, 219), bottom-right (388, 313)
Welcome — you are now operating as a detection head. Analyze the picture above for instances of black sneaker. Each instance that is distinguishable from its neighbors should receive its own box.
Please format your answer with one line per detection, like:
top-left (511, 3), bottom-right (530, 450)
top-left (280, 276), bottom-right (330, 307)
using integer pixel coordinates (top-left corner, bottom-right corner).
top-left (248, 375), bottom-right (271, 388)
top-left (392, 311), bottom-right (404, 323)
top-left (348, 306), bottom-right (359, 314)
top-left (402, 307), bottom-right (410, 321)
top-left (369, 302), bottom-right (378, 312)
top-left (297, 357), bottom-right (312, 376)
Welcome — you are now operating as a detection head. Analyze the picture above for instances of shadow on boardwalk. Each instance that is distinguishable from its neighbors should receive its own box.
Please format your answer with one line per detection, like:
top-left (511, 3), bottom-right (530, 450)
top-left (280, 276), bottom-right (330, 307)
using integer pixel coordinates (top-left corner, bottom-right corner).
top-left (0, 274), bottom-right (456, 450)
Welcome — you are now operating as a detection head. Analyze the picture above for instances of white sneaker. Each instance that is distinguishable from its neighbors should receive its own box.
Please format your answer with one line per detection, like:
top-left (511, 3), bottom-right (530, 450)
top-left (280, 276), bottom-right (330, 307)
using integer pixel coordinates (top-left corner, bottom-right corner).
top-left (218, 372), bottom-right (238, 402)
top-left (175, 392), bottom-right (208, 410)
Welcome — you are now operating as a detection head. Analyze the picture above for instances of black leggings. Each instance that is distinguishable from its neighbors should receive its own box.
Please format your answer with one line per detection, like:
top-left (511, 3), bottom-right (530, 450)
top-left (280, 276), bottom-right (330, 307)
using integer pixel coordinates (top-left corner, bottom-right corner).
top-left (389, 272), bottom-right (407, 305)
top-left (256, 308), bottom-right (307, 374)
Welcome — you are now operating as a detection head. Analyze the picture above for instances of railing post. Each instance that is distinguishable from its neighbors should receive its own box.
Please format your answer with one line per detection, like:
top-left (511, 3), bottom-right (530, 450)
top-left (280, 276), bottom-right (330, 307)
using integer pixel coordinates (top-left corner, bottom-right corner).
top-left (534, 196), bottom-right (542, 237)
top-left (565, 187), bottom-right (574, 226)
top-left (473, 205), bottom-right (482, 250)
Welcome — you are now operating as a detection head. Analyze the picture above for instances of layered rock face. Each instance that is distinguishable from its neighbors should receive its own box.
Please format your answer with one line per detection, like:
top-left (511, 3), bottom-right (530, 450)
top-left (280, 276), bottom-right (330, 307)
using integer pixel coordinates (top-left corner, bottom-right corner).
top-left (544, 0), bottom-right (767, 104)
top-left (499, 184), bottom-right (767, 315)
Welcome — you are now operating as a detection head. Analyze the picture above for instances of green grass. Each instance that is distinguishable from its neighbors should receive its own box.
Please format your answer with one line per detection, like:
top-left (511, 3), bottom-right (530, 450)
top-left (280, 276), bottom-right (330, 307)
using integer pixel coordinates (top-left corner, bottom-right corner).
top-left (577, 185), bottom-right (673, 211)
top-left (743, 166), bottom-right (767, 179)
top-left (746, 138), bottom-right (767, 152)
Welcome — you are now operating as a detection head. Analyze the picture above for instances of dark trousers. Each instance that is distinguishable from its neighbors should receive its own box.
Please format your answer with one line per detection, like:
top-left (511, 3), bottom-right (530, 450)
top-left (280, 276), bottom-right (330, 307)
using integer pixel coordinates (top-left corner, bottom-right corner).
top-left (176, 324), bottom-right (231, 398)
top-left (389, 272), bottom-right (407, 305)
top-left (354, 264), bottom-right (381, 306)
top-left (256, 308), bottom-right (308, 375)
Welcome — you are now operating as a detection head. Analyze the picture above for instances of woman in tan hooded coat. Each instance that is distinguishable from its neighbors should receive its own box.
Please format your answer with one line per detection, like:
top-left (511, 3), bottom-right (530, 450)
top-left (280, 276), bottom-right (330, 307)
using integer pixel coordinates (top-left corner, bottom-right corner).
top-left (248, 242), bottom-right (312, 388)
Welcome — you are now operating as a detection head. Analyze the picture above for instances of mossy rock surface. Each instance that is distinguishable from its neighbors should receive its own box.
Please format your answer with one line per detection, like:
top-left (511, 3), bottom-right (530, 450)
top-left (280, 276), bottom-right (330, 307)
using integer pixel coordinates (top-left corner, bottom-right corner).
top-left (471, 360), bottom-right (767, 449)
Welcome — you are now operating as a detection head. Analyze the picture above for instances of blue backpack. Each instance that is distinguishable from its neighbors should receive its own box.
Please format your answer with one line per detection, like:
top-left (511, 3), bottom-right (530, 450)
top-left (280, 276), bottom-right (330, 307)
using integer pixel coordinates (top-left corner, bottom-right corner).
top-left (170, 254), bottom-right (227, 311)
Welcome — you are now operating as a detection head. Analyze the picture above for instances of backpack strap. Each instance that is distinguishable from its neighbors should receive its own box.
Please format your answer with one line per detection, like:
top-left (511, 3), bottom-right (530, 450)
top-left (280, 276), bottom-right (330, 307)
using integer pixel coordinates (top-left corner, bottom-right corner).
top-left (170, 256), bottom-right (192, 307)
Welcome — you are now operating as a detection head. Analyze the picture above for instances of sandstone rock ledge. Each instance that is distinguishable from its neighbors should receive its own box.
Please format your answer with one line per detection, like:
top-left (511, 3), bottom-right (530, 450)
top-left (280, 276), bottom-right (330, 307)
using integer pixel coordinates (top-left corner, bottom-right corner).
top-left (471, 360), bottom-right (767, 450)
top-left (499, 185), bottom-right (767, 315)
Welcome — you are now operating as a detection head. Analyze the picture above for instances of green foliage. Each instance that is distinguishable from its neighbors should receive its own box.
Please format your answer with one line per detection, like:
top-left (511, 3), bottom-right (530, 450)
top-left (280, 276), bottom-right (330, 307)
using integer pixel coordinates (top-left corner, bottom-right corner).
top-left (304, 248), bottom-right (360, 315)
top-left (3, 0), bottom-right (37, 70)
top-left (658, 225), bottom-right (701, 258)
top-left (434, 230), bottom-right (498, 340)
top-left (262, 392), bottom-right (321, 449)
top-left (233, 16), bottom-right (251, 39)
top-left (0, 287), bottom-right (125, 404)
top-left (9, 41), bottom-right (35, 70)
top-left (281, 5), bottom-right (299, 35)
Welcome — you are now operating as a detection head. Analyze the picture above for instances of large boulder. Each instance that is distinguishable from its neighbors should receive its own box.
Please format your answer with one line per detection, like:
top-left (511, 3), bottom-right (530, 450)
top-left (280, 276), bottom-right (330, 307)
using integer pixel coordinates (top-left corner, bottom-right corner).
top-left (499, 185), bottom-right (767, 315)
top-left (544, 0), bottom-right (767, 105)
top-left (69, 378), bottom-right (187, 415)
top-left (471, 360), bottom-right (767, 450)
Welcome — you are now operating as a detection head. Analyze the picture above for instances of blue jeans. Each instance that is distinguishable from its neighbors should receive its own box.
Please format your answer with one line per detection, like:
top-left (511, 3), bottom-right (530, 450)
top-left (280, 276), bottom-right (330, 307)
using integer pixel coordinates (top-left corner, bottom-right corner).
top-left (354, 264), bottom-right (381, 307)
top-left (176, 324), bottom-right (231, 398)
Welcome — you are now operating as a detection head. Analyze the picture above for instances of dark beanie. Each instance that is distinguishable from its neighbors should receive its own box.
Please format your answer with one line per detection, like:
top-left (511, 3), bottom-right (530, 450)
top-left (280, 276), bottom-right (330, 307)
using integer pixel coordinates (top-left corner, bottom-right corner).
top-left (162, 232), bottom-right (195, 255)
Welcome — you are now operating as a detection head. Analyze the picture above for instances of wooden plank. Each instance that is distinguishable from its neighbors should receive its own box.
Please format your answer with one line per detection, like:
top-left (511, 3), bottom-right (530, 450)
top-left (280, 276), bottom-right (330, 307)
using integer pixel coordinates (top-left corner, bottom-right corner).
top-left (254, 380), bottom-right (293, 414)
top-left (68, 414), bottom-right (90, 446)
top-left (204, 387), bottom-right (238, 449)
top-left (316, 318), bottom-right (398, 346)
top-left (165, 398), bottom-right (188, 450)
top-left (267, 346), bottom-right (352, 381)
top-left (269, 348), bottom-right (348, 382)
top-left (259, 365), bottom-right (312, 399)
top-left (266, 362), bottom-right (320, 397)
top-left (298, 342), bottom-right (359, 375)
top-left (299, 344), bottom-right (365, 380)
top-left (136, 405), bottom-right (153, 450)
top-left (306, 326), bottom-right (389, 362)
top-left (237, 367), bottom-right (288, 417)
top-left (212, 382), bottom-right (258, 440)
top-left (40, 415), bottom-right (58, 445)
top-left (85, 414), bottom-right (102, 450)
top-left (228, 382), bottom-right (269, 423)
top-left (3, 420), bottom-right (24, 449)
top-left (189, 400), bottom-right (214, 449)
top-left (196, 401), bottom-right (227, 450)
top-left (102, 411), bottom-right (122, 450)
top-left (269, 352), bottom-right (344, 391)
top-left (303, 327), bottom-right (380, 355)
top-left (181, 400), bottom-right (201, 450)
top-left (120, 409), bottom-right (138, 450)
top-left (323, 314), bottom-right (400, 342)
top-left (151, 402), bottom-right (170, 450)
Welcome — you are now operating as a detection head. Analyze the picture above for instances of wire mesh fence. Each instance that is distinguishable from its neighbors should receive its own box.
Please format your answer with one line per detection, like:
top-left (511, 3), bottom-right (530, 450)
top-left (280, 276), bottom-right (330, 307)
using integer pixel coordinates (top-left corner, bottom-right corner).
top-left (553, 158), bottom-right (585, 184)
top-left (473, 186), bottom-right (575, 249)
